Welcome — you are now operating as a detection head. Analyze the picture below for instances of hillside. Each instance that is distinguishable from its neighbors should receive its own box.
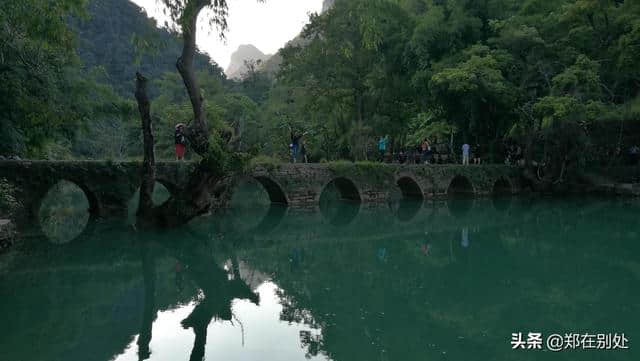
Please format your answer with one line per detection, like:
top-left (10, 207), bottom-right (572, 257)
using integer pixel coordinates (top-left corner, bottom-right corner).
top-left (70, 0), bottom-right (224, 96)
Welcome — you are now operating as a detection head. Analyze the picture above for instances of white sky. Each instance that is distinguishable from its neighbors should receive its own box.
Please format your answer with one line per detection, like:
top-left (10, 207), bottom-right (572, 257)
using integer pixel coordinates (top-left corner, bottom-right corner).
top-left (130, 0), bottom-right (324, 70)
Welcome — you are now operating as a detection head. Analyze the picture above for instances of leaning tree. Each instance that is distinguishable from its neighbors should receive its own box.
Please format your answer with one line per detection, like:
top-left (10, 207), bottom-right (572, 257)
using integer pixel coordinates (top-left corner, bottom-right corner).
top-left (135, 0), bottom-right (264, 227)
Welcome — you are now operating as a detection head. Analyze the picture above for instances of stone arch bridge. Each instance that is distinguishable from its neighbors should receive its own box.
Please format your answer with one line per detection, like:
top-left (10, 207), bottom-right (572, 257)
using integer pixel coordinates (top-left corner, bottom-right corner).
top-left (0, 160), bottom-right (521, 222)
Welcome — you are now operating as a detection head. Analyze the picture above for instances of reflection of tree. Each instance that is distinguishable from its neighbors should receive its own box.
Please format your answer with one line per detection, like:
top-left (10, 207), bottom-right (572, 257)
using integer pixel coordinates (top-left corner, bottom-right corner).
top-left (137, 241), bottom-right (156, 361)
top-left (161, 236), bottom-right (259, 361)
top-left (299, 330), bottom-right (323, 359)
top-left (0, 225), bottom-right (264, 361)
top-left (278, 290), bottom-right (320, 328)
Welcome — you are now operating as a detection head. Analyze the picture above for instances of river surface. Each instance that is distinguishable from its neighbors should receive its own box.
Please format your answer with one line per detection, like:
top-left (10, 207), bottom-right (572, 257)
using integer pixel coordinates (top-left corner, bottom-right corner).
top-left (1, 194), bottom-right (639, 361)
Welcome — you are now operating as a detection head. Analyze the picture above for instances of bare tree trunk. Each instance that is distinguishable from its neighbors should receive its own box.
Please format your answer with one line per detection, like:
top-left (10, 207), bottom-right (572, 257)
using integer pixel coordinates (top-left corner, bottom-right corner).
top-left (176, 2), bottom-right (209, 156)
top-left (135, 72), bottom-right (156, 219)
top-left (137, 240), bottom-right (156, 360)
top-left (154, 165), bottom-right (225, 227)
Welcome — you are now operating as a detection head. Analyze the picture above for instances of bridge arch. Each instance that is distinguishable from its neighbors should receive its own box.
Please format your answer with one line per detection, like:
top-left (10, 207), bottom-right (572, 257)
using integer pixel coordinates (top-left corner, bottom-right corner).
top-left (253, 176), bottom-right (288, 204)
top-left (492, 177), bottom-right (513, 195)
top-left (152, 178), bottom-right (180, 197)
top-left (127, 181), bottom-right (174, 221)
top-left (37, 179), bottom-right (97, 244)
top-left (396, 176), bottom-right (424, 200)
top-left (321, 177), bottom-right (361, 202)
top-left (447, 175), bottom-right (475, 196)
top-left (37, 179), bottom-right (100, 218)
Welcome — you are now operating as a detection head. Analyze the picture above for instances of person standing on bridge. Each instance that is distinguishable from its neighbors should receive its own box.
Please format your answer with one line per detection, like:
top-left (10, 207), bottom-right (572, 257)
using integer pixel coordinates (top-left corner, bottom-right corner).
top-left (289, 127), bottom-right (308, 163)
top-left (421, 138), bottom-right (431, 164)
top-left (378, 135), bottom-right (389, 162)
top-left (175, 124), bottom-right (187, 161)
top-left (462, 142), bottom-right (470, 165)
top-left (473, 142), bottom-right (482, 165)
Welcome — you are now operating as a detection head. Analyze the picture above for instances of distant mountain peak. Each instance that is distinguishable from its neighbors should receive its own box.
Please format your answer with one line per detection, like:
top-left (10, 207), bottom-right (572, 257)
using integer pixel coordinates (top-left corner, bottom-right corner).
top-left (225, 44), bottom-right (271, 80)
top-left (322, 0), bottom-right (336, 13)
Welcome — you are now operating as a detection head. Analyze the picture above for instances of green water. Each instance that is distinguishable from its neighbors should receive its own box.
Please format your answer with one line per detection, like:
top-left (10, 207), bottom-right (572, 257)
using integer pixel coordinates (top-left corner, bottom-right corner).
top-left (1, 194), bottom-right (639, 361)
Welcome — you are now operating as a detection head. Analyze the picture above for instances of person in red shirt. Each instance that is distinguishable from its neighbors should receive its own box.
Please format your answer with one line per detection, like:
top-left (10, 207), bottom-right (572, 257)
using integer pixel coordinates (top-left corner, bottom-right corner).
top-left (175, 124), bottom-right (187, 161)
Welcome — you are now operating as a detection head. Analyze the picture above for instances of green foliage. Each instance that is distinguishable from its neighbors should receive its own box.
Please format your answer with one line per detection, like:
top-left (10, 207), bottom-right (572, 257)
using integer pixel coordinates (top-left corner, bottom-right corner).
top-left (70, 0), bottom-right (224, 97)
top-left (0, 0), bottom-right (89, 157)
top-left (257, 0), bottom-right (640, 174)
top-left (533, 96), bottom-right (590, 164)
top-left (407, 112), bottom-right (457, 145)
top-left (4, 0), bottom-right (640, 181)
top-left (267, 0), bottom-right (416, 161)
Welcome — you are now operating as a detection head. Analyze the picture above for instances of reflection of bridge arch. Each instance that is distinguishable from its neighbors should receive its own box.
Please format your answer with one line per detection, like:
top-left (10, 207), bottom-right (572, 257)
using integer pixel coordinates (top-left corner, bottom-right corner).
top-left (320, 202), bottom-right (361, 227)
top-left (392, 199), bottom-right (423, 222)
top-left (249, 205), bottom-right (288, 234)
top-left (447, 175), bottom-right (475, 196)
top-left (447, 198), bottom-right (475, 219)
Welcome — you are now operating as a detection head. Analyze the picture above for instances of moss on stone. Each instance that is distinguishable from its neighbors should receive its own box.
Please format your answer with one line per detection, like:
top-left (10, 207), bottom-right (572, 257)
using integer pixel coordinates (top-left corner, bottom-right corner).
top-left (327, 161), bottom-right (395, 184)
top-left (247, 155), bottom-right (282, 172)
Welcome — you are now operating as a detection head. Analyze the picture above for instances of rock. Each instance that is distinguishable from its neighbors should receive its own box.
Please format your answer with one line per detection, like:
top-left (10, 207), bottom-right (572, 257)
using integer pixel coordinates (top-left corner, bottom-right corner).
top-left (0, 155), bottom-right (5, 160)
top-left (225, 44), bottom-right (271, 80)
top-left (322, 0), bottom-right (336, 12)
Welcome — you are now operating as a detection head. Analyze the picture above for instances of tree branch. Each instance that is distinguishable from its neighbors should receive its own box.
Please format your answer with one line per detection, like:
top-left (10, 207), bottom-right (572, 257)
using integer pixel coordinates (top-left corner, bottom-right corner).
top-left (176, 1), bottom-right (209, 156)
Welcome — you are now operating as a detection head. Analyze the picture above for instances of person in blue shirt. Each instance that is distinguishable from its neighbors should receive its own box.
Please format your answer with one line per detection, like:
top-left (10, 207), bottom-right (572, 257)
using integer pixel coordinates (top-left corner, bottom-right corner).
top-left (378, 135), bottom-right (389, 162)
top-left (289, 126), bottom-right (308, 163)
top-left (462, 142), bottom-right (470, 165)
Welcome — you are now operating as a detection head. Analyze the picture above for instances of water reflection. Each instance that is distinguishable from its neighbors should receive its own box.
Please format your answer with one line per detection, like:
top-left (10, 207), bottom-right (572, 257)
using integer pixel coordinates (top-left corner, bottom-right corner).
top-left (491, 195), bottom-right (513, 212)
top-left (447, 197), bottom-right (474, 218)
top-left (1, 198), bottom-right (639, 361)
top-left (38, 180), bottom-right (90, 243)
top-left (319, 200), bottom-right (360, 227)
top-left (390, 199), bottom-right (423, 222)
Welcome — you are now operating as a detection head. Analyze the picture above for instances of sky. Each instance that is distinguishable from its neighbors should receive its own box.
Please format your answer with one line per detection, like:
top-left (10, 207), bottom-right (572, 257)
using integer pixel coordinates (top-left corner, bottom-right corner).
top-left (130, 0), bottom-right (324, 71)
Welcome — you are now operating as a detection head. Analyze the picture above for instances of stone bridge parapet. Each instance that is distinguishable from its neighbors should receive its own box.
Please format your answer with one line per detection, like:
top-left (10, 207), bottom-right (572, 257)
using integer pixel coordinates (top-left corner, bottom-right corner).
top-left (0, 160), bottom-right (521, 224)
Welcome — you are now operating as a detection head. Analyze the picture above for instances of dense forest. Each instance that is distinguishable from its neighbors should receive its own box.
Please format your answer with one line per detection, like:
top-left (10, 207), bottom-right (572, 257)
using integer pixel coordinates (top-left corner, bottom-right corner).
top-left (260, 0), bottom-right (640, 169)
top-left (2, 0), bottom-right (640, 173)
